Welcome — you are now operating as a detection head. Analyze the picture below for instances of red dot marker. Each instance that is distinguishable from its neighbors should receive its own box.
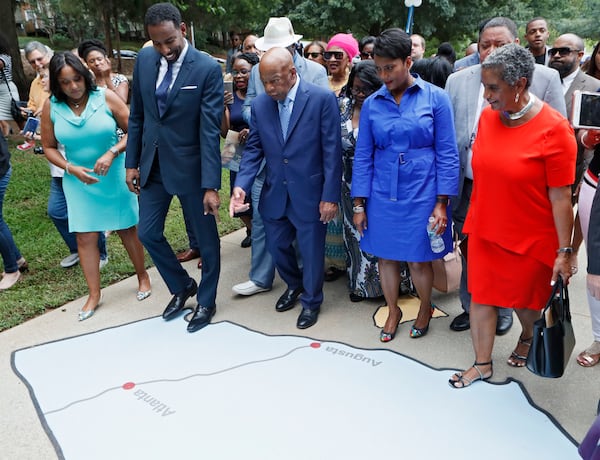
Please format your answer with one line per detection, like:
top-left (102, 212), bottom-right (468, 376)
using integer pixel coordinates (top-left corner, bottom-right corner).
top-left (122, 382), bottom-right (136, 390)
top-left (310, 342), bottom-right (321, 348)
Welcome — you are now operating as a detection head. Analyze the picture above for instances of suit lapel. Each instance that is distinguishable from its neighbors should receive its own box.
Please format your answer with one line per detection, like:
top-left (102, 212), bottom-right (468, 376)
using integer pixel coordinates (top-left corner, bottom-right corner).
top-left (151, 54), bottom-right (162, 118)
top-left (162, 51), bottom-right (194, 116)
top-left (467, 66), bottom-right (482, 133)
top-left (285, 81), bottom-right (308, 143)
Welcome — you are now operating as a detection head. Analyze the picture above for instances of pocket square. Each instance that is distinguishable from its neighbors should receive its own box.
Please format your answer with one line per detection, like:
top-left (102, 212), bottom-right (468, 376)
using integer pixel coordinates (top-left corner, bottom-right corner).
top-left (181, 85), bottom-right (198, 90)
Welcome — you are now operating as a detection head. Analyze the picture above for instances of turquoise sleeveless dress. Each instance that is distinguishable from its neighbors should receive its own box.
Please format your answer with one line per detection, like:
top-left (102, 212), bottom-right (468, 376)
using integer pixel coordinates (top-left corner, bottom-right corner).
top-left (50, 88), bottom-right (138, 232)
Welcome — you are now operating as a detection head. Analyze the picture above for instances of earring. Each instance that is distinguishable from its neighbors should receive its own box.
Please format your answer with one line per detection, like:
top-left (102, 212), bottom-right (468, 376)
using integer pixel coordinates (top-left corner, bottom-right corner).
top-left (515, 92), bottom-right (520, 103)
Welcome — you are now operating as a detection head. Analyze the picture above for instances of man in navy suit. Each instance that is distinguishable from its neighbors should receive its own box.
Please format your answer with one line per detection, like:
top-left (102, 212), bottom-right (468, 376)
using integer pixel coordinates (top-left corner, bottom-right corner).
top-left (125, 3), bottom-right (223, 333)
top-left (231, 47), bottom-right (342, 329)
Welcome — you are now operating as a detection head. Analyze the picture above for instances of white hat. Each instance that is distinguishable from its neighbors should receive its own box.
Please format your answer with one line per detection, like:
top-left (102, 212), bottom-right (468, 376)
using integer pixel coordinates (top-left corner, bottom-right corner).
top-left (255, 17), bottom-right (303, 51)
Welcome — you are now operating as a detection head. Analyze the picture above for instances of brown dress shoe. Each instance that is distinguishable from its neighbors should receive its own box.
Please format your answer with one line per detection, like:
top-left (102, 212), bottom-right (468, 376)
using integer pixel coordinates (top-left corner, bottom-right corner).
top-left (176, 248), bottom-right (200, 262)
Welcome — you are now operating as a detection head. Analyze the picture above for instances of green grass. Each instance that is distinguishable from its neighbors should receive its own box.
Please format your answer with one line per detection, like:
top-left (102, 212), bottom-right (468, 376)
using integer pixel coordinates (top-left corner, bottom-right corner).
top-left (0, 137), bottom-right (242, 331)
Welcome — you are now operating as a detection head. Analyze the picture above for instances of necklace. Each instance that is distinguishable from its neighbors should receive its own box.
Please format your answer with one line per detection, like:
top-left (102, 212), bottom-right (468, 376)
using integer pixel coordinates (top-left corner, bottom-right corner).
top-left (502, 94), bottom-right (536, 120)
top-left (68, 94), bottom-right (88, 109)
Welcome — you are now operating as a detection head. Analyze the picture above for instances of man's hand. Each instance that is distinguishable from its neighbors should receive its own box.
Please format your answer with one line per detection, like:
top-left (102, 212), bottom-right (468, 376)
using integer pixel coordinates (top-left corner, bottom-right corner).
top-left (203, 189), bottom-right (221, 221)
top-left (229, 186), bottom-right (249, 217)
top-left (319, 201), bottom-right (338, 224)
top-left (126, 168), bottom-right (140, 194)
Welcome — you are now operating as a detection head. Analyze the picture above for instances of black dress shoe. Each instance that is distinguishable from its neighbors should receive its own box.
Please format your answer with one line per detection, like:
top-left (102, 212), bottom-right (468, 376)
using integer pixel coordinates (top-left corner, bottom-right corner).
top-left (496, 314), bottom-right (513, 335)
top-left (275, 287), bottom-right (303, 312)
top-left (187, 305), bottom-right (215, 333)
top-left (450, 311), bottom-right (470, 331)
top-left (162, 278), bottom-right (198, 321)
top-left (297, 308), bottom-right (319, 329)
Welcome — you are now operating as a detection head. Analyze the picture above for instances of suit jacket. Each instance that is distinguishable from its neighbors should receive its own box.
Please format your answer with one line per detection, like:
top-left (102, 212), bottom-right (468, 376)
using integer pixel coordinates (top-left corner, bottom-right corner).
top-left (242, 52), bottom-right (328, 124)
top-left (235, 79), bottom-right (342, 221)
top-left (125, 46), bottom-right (223, 195)
top-left (589, 183), bottom-right (600, 274)
top-left (445, 63), bottom-right (566, 200)
top-left (565, 69), bottom-right (600, 121)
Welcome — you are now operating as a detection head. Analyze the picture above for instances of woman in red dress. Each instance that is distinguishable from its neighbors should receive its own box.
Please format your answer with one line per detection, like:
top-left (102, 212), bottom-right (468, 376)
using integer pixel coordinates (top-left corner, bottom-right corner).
top-left (449, 44), bottom-right (577, 388)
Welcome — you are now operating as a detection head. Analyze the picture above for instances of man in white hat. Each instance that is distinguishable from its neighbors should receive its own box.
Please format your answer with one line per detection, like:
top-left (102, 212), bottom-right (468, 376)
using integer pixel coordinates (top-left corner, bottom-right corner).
top-left (232, 17), bottom-right (328, 298)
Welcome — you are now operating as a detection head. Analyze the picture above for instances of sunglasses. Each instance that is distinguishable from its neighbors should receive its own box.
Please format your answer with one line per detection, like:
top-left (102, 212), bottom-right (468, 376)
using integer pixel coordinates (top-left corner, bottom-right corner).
top-left (324, 51), bottom-right (345, 60)
top-left (351, 86), bottom-right (375, 96)
top-left (547, 47), bottom-right (581, 57)
top-left (360, 52), bottom-right (374, 58)
top-left (231, 69), bottom-right (250, 76)
top-left (306, 52), bottom-right (323, 59)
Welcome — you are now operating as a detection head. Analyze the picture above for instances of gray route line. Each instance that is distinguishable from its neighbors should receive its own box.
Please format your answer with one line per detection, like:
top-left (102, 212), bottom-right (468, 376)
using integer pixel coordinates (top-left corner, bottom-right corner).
top-left (44, 344), bottom-right (313, 415)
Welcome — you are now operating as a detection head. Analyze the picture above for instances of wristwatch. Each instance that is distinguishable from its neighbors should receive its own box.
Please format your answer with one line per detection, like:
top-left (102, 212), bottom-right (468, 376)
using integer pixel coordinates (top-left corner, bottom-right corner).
top-left (110, 147), bottom-right (120, 157)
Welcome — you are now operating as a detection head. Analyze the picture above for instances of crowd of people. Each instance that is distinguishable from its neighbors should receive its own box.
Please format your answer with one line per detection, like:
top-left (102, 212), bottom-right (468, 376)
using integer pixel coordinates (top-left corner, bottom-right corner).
top-left (1, 6), bottom-right (600, 412)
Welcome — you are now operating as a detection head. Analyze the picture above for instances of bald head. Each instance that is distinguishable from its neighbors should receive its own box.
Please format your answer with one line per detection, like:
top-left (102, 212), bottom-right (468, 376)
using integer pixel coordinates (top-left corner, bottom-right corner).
top-left (259, 47), bottom-right (297, 101)
top-left (554, 33), bottom-right (585, 53)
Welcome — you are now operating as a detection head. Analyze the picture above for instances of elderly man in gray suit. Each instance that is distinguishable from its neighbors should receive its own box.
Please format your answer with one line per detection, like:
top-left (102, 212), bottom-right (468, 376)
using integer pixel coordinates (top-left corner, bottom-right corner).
top-left (445, 16), bottom-right (567, 334)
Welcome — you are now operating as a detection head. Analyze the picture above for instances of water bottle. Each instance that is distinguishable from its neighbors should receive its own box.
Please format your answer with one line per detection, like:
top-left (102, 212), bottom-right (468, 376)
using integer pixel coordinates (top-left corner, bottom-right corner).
top-left (427, 217), bottom-right (445, 253)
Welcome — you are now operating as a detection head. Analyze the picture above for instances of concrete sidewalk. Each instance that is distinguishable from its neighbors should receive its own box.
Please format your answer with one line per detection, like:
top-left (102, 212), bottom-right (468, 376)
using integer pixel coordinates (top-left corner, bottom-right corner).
top-left (1, 229), bottom-right (597, 458)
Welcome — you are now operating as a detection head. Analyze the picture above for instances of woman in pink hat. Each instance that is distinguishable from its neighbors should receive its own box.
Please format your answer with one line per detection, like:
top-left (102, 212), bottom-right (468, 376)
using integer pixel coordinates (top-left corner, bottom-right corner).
top-left (325, 33), bottom-right (359, 97)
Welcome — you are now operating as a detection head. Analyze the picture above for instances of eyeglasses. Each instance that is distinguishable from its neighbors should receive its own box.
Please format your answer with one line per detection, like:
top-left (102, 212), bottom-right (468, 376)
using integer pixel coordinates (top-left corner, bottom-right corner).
top-left (324, 51), bottom-right (345, 61)
top-left (351, 86), bottom-right (375, 96)
top-left (360, 52), bottom-right (373, 59)
top-left (306, 52), bottom-right (323, 59)
top-left (547, 47), bottom-right (581, 57)
top-left (231, 69), bottom-right (250, 76)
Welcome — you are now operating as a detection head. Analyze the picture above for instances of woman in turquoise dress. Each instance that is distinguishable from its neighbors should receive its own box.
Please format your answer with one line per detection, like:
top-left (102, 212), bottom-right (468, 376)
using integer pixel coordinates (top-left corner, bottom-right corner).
top-left (352, 29), bottom-right (459, 342)
top-left (41, 51), bottom-right (151, 321)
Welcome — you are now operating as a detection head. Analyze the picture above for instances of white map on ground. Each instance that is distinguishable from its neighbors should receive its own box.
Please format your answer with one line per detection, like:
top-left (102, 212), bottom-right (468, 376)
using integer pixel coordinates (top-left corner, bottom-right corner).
top-left (12, 318), bottom-right (578, 459)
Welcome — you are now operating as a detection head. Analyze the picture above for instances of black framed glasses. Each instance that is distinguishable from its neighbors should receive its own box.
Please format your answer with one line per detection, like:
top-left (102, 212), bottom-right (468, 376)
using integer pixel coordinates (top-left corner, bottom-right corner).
top-left (548, 47), bottom-right (581, 57)
top-left (324, 51), bottom-right (345, 60)
top-left (351, 85), bottom-right (375, 97)
top-left (231, 69), bottom-right (250, 77)
top-left (360, 51), bottom-right (373, 59)
top-left (306, 52), bottom-right (323, 59)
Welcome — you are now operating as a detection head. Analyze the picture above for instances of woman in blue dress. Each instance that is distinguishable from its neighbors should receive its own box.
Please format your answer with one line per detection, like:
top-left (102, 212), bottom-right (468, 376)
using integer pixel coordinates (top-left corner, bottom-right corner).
top-left (352, 29), bottom-right (459, 342)
top-left (41, 52), bottom-right (151, 321)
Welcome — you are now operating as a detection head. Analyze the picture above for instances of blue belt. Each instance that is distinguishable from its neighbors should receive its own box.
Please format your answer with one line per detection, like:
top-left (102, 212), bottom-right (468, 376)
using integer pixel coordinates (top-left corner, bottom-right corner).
top-left (386, 147), bottom-right (431, 201)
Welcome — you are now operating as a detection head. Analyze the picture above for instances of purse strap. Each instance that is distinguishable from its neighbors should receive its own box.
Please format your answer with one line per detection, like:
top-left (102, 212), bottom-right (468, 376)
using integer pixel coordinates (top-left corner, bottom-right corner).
top-left (1, 67), bottom-right (18, 102)
top-left (542, 277), bottom-right (570, 322)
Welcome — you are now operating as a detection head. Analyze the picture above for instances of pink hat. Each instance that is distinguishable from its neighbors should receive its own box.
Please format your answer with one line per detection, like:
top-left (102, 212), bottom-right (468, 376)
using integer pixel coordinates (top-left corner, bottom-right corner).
top-left (326, 33), bottom-right (359, 60)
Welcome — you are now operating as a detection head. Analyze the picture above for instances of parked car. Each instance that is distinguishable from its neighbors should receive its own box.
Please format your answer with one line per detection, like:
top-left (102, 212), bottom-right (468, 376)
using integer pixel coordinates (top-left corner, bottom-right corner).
top-left (113, 49), bottom-right (138, 59)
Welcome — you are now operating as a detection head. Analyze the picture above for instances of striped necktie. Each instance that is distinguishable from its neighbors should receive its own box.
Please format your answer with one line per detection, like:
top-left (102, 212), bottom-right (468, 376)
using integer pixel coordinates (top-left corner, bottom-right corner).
top-left (279, 98), bottom-right (291, 140)
top-left (156, 60), bottom-right (174, 117)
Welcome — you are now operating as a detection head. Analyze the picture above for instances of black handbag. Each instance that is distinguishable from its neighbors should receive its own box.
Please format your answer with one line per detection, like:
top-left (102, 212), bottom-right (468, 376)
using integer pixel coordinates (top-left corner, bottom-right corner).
top-left (2, 70), bottom-right (26, 124)
top-left (526, 277), bottom-right (575, 378)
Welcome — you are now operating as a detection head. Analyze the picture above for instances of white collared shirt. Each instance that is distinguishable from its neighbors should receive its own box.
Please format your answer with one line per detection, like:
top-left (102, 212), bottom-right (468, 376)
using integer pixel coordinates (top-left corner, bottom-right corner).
top-left (278, 75), bottom-right (301, 115)
top-left (561, 70), bottom-right (577, 95)
top-left (156, 40), bottom-right (189, 91)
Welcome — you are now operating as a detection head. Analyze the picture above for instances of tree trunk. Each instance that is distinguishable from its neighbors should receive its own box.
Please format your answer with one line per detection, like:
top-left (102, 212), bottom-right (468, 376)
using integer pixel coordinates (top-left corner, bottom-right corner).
top-left (112, 1), bottom-right (122, 73)
top-left (0, 0), bottom-right (29, 99)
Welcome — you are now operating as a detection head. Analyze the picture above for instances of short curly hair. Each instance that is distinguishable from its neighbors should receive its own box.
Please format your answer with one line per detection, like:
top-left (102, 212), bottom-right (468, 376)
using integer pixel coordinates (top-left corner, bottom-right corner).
top-left (481, 43), bottom-right (535, 89)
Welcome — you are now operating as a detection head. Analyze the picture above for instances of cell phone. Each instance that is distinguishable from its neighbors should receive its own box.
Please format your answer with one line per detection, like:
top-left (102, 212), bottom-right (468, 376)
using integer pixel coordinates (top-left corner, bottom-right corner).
top-left (22, 117), bottom-right (40, 135)
top-left (224, 81), bottom-right (233, 103)
top-left (572, 90), bottom-right (600, 129)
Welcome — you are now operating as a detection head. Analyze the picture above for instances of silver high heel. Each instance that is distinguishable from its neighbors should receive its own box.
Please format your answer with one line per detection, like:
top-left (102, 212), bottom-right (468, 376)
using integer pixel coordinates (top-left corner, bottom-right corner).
top-left (136, 276), bottom-right (152, 301)
top-left (78, 294), bottom-right (103, 321)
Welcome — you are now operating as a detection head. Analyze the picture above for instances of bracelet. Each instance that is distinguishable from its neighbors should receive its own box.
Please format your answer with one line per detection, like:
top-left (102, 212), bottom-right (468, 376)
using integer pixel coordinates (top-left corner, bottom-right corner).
top-left (110, 147), bottom-right (120, 157)
top-left (353, 205), bottom-right (365, 214)
top-left (556, 247), bottom-right (573, 254)
top-left (65, 162), bottom-right (71, 175)
top-left (436, 196), bottom-right (449, 205)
